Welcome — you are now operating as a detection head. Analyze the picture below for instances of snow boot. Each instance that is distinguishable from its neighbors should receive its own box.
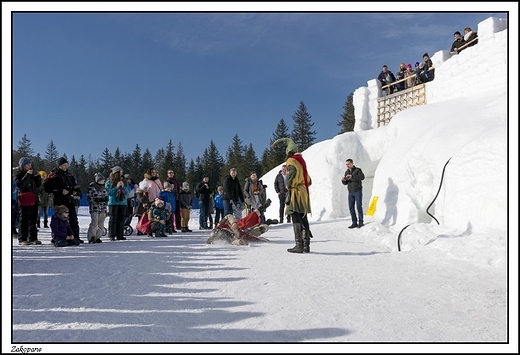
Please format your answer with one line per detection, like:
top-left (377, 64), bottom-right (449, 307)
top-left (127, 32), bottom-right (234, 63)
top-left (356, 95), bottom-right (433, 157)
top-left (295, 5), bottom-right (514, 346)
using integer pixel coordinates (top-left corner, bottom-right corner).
top-left (303, 230), bottom-right (310, 253)
top-left (287, 223), bottom-right (304, 253)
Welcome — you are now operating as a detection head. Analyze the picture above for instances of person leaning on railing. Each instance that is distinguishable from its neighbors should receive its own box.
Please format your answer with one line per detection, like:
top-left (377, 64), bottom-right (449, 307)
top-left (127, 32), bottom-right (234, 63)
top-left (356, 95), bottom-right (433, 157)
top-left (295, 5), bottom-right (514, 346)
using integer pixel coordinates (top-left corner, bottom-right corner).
top-left (417, 53), bottom-right (435, 83)
top-left (450, 28), bottom-right (478, 55)
top-left (464, 27), bottom-right (478, 47)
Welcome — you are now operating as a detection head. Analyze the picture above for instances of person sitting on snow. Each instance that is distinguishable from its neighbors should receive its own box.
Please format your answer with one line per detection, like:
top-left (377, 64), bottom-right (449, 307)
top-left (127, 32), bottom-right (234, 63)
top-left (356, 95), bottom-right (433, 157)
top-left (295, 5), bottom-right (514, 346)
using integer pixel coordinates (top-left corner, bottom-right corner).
top-left (206, 198), bottom-right (272, 246)
top-left (148, 198), bottom-right (170, 238)
top-left (50, 205), bottom-right (80, 247)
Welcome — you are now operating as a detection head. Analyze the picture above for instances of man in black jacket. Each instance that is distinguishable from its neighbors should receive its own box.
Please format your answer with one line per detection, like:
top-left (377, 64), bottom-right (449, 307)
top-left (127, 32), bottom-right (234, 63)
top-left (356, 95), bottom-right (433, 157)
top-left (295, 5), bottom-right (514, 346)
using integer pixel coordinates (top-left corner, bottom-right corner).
top-left (377, 65), bottom-right (396, 95)
top-left (450, 31), bottom-right (466, 54)
top-left (273, 164), bottom-right (291, 223)
top-left (44, 157), bottom-right (84, 243)
top-left (222, 168), bottom-right (245, 219)
top-left (341, 158), bottom-right (365, 228)
top-left (196, 175), bottom-right (213, 229)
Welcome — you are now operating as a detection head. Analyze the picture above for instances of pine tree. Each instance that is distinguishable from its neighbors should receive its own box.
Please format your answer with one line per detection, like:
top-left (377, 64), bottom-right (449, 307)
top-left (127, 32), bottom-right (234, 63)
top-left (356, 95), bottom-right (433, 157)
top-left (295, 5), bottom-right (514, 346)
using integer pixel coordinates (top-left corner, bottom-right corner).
top-left (159, 140), bottom-right (176, 178)
top-left (173, 142), bottom-right (187, 184)
top-left (113, 148), bottom-right (124, 170)
top-left (44, 140), bottom-right (60, 172)
top-left (74, 155), bottom-right (89, 191)
top-left (131, 144), bottom-right (142, 179)
top-left (185, 159), bottom-right (196, 192)
top-left (243, 144), bottom-right (261, 177)
top-left (154, 148), bottom-right (166, 178)
top-left (86, 154), bottom-right (98, 182)
top-left (192, 156), bottom-right (205, 193)
top-left (260, 148), bottom-right (272, 177)
top-left (201, 140), bottom-right (224, 188)
top-left (99, 148), bottom-right (113, 176)
top-left (291, 101), bottom-right (316, 151)
top-left (338, 92), bottom-right (355, 134)
top-left (141, 149), bottom-right (153, 175)
top-left (13, 134), bottom-right (35, 167)
top-left (221, 134), bottom-right (246, 182)
top-left (264, 118), bottom-right (291, 171)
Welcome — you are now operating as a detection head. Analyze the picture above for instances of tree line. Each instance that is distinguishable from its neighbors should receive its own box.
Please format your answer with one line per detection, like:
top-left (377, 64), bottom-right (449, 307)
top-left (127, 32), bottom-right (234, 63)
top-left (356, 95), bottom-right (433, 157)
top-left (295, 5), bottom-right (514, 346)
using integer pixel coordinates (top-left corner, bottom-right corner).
top-left (13, 98), bottom-right (355, 192)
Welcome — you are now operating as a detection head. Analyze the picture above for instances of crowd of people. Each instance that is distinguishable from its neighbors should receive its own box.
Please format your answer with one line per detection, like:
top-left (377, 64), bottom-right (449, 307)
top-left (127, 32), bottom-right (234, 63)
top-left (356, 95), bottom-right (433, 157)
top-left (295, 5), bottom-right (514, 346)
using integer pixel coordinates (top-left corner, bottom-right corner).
top-left (377, 26), bottom-right (478, 96)
top-left (13, 139), bottom-right (369, 253)
top-left (11, 157), bottom-right (278, 248)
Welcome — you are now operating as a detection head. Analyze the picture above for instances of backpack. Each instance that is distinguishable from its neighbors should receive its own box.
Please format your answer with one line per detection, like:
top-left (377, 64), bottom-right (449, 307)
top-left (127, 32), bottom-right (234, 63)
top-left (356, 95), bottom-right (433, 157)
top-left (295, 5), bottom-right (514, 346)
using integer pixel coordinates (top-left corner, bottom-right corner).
top-left (42, 172), bottom-right (57, 193)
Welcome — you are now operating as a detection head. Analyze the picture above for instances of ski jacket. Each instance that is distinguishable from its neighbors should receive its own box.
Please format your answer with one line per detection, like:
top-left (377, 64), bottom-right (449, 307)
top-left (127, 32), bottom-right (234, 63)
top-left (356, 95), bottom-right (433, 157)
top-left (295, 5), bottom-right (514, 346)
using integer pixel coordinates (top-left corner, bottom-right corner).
top-left (178, 190), bottom-right (193, 209)
top-left (105, 180), bottom-right (132, 206)
top-left (222, 175), bottom-right (244, 203)
top-left (214, 193), bottom-right (224, 210)
top-left (451, 37), bottom-right (466, 53)
top-left (341, 166), bottom-right (365, 192)
top-left (87, 181), bottom-right (109, 214)
top-left (196, 181), bottom-right (213, 202)
top-left (274, 171), bottom-right (288, 194)
top-left (45, 167), bottom-right (81, 206)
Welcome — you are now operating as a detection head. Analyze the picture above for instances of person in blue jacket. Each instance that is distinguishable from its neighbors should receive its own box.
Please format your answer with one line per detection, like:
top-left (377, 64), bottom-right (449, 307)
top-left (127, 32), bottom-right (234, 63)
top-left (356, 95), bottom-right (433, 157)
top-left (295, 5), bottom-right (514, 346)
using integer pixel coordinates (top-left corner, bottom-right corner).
top-left (105, 166), bottom-right (132, 241)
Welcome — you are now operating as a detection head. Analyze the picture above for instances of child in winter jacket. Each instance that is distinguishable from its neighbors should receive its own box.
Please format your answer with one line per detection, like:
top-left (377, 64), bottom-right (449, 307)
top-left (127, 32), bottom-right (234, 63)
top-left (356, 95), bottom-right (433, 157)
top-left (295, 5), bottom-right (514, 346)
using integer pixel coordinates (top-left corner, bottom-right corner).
top-left (86, 173), bottom-right (108, 243)
top-left (50, 205), bottom-right (80, 247)
top-left (214, 186), bottom-right (225, 224)
top-left (178, 182), bottom-right (193, 232)
top-left (149, 198), bottom-right (169, 238)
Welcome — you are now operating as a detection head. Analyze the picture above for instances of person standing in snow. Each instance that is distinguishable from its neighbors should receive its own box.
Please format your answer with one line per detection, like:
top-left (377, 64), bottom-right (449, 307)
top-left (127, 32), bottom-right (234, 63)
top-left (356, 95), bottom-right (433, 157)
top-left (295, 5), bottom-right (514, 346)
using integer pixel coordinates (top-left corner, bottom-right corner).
top-left (86, 172), bottom-right (108, 243)
top-left (15, 157), bottom-right (42, 245)
top-left (271, 138), bottom-right (313, 254)
top-left (341, 158), bottom-right (365, 229)
top-left (105, 166), bottom-right (132, 241)
top-left (274, 165), bottom-right (291, 223)
top-left (222, 168), bottom-right (245, 219)
top-left (44, 157), bottom-right (84, 244)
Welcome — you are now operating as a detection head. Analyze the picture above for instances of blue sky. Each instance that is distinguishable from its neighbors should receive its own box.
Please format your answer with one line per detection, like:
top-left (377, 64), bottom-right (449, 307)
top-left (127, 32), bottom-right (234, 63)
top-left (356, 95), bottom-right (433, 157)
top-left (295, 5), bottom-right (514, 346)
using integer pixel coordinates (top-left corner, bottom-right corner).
top-left (7, 3), bottom-right (509, 164)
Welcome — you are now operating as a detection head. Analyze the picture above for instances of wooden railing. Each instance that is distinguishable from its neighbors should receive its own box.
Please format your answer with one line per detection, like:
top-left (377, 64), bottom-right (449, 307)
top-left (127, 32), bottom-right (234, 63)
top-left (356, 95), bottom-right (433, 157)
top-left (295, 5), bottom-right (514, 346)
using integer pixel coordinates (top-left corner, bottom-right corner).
top-left (376, 35), bottom-right (478, 127)
top-left (450, 35), bottom-right (479, 55)
top-left (377, 83), bottom-right (426, 127)
top-left (381, 66), bottom-right (434, 93)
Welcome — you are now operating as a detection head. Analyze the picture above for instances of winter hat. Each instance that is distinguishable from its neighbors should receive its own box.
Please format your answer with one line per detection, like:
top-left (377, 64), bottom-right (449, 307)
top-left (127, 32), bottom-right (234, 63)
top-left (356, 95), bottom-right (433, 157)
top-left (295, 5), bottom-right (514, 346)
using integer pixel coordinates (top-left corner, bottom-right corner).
top-left (54, 205), bottom-right (69, 215)
top-left (406, 63), bottom-right (412, 68)
top-left (94, 172), bottom-right (105, 183)
top-left (38, 170), bottom-right (47, 178)
top-left (454, 31), bottom-right (461, 36)
top-left (415, 62), bottom-right (420, 67)
top-left (57, 157), bottom-right (68, 166)
top-left (182, 181), bottom-right (190, 189)
top-left (111, 166), bottom-right (123, 174)
top-left (139, 180), bottom-right (150, 190)
top-left (18, 157), bottom-right (32, 168)
top-left (271, 137), bottom-right (298, 155)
